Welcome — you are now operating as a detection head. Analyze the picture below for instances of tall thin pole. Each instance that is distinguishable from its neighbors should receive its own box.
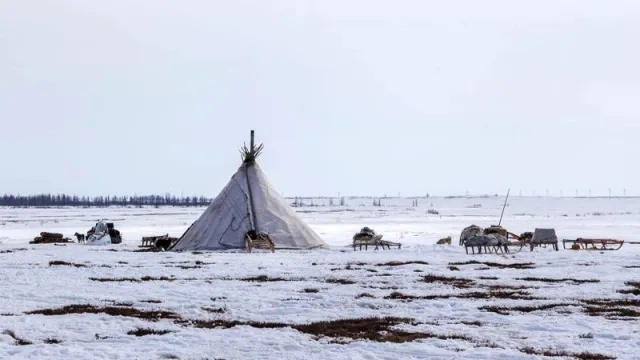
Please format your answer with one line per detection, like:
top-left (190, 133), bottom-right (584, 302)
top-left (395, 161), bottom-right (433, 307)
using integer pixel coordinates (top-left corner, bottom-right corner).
top-left (245, 130), bottom-right (258, 230)
top-left (498, 189), bottom-right (510, 226)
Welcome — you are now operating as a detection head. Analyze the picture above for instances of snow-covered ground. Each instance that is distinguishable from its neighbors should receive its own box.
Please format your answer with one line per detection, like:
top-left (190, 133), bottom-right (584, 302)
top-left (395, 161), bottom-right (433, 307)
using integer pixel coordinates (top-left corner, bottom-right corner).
top-left (1, 197), bottom-right (639, 360)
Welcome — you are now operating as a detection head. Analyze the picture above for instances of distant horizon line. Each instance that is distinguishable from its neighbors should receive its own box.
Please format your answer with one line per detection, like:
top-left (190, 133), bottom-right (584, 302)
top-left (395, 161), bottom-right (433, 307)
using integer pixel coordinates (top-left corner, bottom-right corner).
top-left (1, 193), bottom-right (638, 200)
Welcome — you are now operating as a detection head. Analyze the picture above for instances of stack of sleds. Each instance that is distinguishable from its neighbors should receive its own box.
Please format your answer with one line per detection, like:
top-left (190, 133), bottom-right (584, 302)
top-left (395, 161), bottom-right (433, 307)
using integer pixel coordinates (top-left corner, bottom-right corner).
top-left (30, 232), bottom-right (72, 244)
top-left (352, 227), bottom-right (401, 251)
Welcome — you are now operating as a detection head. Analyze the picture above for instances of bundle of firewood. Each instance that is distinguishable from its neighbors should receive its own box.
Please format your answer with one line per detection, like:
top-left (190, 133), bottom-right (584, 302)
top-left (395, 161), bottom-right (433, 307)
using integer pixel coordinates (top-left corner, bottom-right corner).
top-left (30, 232), bottom-right (71, 244)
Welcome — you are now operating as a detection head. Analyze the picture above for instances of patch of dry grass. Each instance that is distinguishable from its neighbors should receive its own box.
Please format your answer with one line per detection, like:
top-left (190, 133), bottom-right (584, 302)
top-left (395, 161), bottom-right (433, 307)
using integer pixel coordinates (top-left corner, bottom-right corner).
top-left (179, 316), bottom-right (469, 344)
top-left (449, 260), bottom-right (536, 269)
top-left (356, 293), bottom-right (375, 299)
top-left (479, 303), bottom-right (576, 315)
top-left (89, 276), bottom-right (182, 282)
top-left (49, 260), bottom-right (87, 268)
top-left (376, 261), bottom-right (429, 266)
top-left (421, 274), bottom-right (475, 289)
top-left (519, 347), bottom-right (616, 359)
top-left (617, 281), bottom-right (640, 295)
top-left (25, 304), bottom-right (181, 322)
top-left (43, 338), bottom-right (63, 344)
top-left (385, 290), bottom-right (535, 301)
top-left (202, 307), bottom-right (225, 314)
top-left (127, 328), bottom-right (173, 336)
top-left (478, 276), bottom-right (499, 280)
top-left (516, 277), bottom-right (600, 284)
top-left (239, 275), bottom-right (299, 282)
top-left (582, 305), bottom-right (640, 319)
top-left (484, 284), bottom-right (536, 291)
top-left (326, 278), bottom-right (356, 285)
top-left (0, 248), bottom-right (28, 254)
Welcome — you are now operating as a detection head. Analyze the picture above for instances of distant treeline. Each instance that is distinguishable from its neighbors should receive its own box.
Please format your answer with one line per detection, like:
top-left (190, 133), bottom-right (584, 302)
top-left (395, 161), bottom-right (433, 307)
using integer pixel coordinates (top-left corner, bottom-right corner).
top-left (0, 194), bottom-right (213, 207)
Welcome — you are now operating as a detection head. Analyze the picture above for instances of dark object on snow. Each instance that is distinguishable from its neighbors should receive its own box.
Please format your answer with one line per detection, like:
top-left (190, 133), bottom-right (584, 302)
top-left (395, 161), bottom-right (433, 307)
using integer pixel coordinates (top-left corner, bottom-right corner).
top-left (31, 232), bottom-right (71, 244)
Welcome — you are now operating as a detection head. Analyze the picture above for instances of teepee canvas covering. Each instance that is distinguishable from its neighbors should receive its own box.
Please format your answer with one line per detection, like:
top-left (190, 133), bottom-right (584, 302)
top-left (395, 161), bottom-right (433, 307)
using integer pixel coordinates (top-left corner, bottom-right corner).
top-left (170, 132), bottom-right (327, 251)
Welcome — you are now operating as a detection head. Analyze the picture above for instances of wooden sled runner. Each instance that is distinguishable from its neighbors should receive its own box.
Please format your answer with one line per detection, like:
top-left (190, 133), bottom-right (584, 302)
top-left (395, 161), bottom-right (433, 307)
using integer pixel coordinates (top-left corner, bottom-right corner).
top-left (563, 238), bottom-right (624, 251)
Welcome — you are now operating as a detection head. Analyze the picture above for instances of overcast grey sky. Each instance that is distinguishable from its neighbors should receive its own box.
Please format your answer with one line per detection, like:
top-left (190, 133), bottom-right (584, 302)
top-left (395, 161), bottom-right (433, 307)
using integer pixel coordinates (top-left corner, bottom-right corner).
top-left (1, 0), bottom-right (639, 197)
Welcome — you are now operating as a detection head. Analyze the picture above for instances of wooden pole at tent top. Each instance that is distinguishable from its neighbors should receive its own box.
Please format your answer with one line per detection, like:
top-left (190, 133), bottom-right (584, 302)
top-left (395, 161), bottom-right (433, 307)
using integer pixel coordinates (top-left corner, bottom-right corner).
top-left (246, 129), bottom-right (258, 231)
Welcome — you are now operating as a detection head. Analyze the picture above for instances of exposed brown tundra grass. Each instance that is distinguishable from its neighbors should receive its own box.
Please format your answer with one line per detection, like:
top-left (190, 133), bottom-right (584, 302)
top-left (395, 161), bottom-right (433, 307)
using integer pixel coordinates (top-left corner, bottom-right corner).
top-left (0, 248), bottom-right (28, 254)
top-left (376, 261), bottom-right (429, 266)
top-left (617, 281), bottom-right (640, 296)
top-left (516, 277), bottom-right (600, 284)
top-left (385, 290), bottom-right (535, 301)
top-left (202, 307), bottom-right (226, 314)
top-left (178, 316), bottom-right (470, 344)
top-left (479, 303), bottom-right (576, 315)
top-left (449, 260), bottom-right (536, 269)
top-left (326, 278), bottom-right (356, 285)
top-left (519, 347), bottom-right (616, 360)
top-left (89, 276), bottom-right (182, 282)
top-left (582, 299), bottom-right (640, 320)
top-left (49, 260), bottom-right (87, 268)
top-left (127, 328), bottom-right (173, 336)
top-left (356, 293), bottom-right (375, 299)
top-left (239, 275), bottom-right (301, 282)
top-left (25, 304), bottom-right (181, 322)
top-left (421, 274), bottom-right (475, 288)
top-left (481, 298), bottom-right (640, 319)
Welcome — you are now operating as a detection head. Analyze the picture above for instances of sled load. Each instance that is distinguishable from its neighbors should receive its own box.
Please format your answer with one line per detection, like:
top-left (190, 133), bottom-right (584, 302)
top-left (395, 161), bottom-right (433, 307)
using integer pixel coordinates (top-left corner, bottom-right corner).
top-left (460, 225), bottom-right (528, 254)
top-left (352, 227), bottom-right (401, 250)
top-left (459, 225), bottom-right (483, 246)
top-left (169, 130), bottom-right (327, 252)
top-left (30, 232), bottom-right (72, 244)
top-left (529, 228), bottom-right (559, 251)
top-left (85, 220), bottom-right (122, 245)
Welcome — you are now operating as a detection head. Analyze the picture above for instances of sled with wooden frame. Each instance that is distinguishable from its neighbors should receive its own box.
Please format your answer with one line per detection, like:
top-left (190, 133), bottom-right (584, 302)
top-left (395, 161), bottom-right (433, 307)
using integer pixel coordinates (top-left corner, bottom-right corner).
top-left (562, 238), bottom-right (624, 251)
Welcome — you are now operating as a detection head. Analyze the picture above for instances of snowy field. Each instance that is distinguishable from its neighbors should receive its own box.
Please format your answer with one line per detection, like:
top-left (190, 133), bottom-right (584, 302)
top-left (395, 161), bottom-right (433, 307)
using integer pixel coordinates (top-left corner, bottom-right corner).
top-left (1, 197), bottom-right (639, 360)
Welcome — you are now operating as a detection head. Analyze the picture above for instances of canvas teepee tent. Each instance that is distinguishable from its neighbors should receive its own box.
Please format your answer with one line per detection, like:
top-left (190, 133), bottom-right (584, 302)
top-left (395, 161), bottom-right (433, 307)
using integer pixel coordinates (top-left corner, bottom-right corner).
top-left (170, 131), bottom-right (328, 251)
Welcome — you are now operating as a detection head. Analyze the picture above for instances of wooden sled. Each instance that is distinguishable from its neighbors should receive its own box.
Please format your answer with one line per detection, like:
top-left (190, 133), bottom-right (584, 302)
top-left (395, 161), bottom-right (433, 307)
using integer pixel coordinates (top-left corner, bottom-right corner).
top-left (141, 234), bottom-right (178, 250)
top-left (352, 229), bottom-right (401, 251)
top-left (529, 228), bottom-right (559, 251)
top-left (465, 243), bottom-right (507, 255)
top-left (245, 232), bottom-right (275, 253)
top-left (353, 237), bottom-right (402, 251)
top-left (30, 232), bottom-right (72, 244)
top-left (563, 238), bottom-right (624, 251)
